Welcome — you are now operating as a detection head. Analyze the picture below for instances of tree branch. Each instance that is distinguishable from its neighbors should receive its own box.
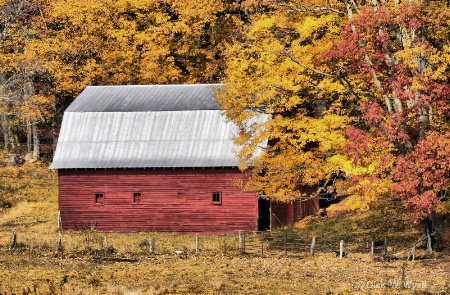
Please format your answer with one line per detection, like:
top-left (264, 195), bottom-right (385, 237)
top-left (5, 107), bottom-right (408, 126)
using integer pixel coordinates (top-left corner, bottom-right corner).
top-left (342, 0), bottom-right (396, 113)
top-left (279, 3), bottom-right (346, 16)
top-left (284, 51), bottom-right (361, 101)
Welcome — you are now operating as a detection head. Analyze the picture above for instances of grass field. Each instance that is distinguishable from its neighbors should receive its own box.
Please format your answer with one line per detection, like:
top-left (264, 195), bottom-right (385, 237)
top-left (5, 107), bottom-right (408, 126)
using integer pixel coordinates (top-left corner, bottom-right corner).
top-left (0, 161), bottom-right (449, 294)
top-left (1, 246), bottom-right (449, 294)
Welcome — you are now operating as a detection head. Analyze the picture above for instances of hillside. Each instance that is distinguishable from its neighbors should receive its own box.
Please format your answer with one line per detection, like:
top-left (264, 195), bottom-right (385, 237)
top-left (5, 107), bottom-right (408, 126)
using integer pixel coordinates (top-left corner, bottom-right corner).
top-left (1, 0), bottom-right (450, 259)
top-left (0, 160), bottom-right (448, 294)
top-left (0, 158), bottom-right (429, 252)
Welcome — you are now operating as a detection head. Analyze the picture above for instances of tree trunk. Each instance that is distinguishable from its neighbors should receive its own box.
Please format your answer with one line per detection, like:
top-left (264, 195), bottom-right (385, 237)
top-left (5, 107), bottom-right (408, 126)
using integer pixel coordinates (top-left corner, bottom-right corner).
top-left (422, 217), bottom-right (433, 253)
top-left (26, 115), bottom-right (32, 153)
top-left (24, 81), bottom-right (38, 158)
top-left (32, 120), bottom-right (40, 159)
top-left (430, 213), bottom-right (450, 249)
top-left (52, 96), bottom-right (57, 154)
top-left (1, 113), bottom-right (9, 150)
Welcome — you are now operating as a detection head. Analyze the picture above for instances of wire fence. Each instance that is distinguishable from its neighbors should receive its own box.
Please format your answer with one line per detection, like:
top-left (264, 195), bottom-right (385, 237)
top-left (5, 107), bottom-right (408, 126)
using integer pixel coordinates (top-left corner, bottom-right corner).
top-left (1, 229), bottom-right (427, 262)
top-left (240, 232), bottom-right (408, 259)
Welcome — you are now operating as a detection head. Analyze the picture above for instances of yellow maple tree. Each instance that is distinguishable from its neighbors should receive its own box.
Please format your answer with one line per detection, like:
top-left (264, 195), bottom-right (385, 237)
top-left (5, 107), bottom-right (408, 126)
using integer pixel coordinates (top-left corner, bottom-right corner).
top-left (217, 0), bottom-right (353, 201)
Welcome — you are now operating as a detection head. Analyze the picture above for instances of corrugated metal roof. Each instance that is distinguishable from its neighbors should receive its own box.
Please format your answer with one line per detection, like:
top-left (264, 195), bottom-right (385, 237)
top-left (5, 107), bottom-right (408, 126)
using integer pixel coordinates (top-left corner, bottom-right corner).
top-left (51, 84), bottom-right (267, 169)
top-left (66, 84), bottom-right (222, 112)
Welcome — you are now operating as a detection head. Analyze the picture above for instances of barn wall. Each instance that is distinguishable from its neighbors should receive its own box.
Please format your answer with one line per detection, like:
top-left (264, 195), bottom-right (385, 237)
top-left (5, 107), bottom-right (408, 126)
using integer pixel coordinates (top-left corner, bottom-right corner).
top-left (270, 197), bottom-right (319, 229)
top-left (58, 168), bottom-right (258, 233)
top-left (294, 186), bottom-right (320, 222)
top-left (293, 198), bottom-right (320, 222)
top-left (270, 201), bottom-right (294, 230)
top-left (269, 185), bottom-right (320, 229)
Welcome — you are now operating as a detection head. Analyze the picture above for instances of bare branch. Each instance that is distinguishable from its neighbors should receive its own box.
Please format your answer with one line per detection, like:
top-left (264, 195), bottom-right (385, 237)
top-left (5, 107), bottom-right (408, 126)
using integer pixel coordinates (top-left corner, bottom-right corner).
top-left (284, 51), bottom-right (336, 78)
top-left (342, 0), bottom-right (396, 113)
top-left (284, 51), bottom-right (361, 100)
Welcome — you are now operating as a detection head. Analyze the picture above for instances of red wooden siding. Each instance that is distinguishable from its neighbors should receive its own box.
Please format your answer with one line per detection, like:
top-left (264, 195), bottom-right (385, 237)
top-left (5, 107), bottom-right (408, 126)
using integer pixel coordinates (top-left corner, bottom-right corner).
top-left (293, 186), bottom-right (320, 223)
top-left (58, 168), bottom-right (258, 233)
top-left (293, 198), bottom-right (320, 222)
top-left (270, 185), bottom-right (320, 229)
top-left (271, 201), bottom-right (294, 229)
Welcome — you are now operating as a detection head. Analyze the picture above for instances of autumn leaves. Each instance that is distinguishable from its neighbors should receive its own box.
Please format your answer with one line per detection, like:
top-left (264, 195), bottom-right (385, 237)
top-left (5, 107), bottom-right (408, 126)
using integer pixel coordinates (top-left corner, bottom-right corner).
top-left (216, 0), bottom-right (450, 221)
top-left (1, 0), bottom-right (449, 220)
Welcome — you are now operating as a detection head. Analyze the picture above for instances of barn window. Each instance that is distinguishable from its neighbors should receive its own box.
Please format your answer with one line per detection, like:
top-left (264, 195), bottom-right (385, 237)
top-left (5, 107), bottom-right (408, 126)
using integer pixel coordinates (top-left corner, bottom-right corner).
top-left (212, 192), bottom-right (222, 205)
top-left (95, 193), bottom-right (104, 205)
top-left (133, 192), bottom-right (142, 204)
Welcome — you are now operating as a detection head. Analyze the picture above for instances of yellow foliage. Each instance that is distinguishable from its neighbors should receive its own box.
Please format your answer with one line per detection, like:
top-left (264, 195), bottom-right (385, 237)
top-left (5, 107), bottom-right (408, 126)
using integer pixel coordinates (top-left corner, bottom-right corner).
top-left (217, 0), bottom-right (351, 201)
top-left (345, 178), bottom-right (394, 211)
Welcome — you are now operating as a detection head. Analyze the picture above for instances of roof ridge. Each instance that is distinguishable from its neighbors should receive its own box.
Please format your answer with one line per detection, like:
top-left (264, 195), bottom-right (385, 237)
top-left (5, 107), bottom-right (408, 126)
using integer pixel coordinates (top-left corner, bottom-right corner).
top-left (86, 83), bottom-right (223, 88)
top-left (66, 84), bottom-right (222, 113)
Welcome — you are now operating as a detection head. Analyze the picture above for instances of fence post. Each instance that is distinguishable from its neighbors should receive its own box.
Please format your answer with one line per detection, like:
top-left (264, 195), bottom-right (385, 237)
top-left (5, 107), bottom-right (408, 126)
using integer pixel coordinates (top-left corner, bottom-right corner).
top-left (412, 244), bottom-right (416, 263)
top-left (149, 236), bottom-right (154, 254)
top-left (9, 230), bottom-right (16, 250)
top-left (339, 240), bottom-right (344, 259)
top-left (57, 231), bottom-right (62, 251)
top-left (195, 233), bottom-right (199, 254)
top-left (310, 237), bottom-right (316, 256)
top-left (238, 231), bottom-right (245, 254)
top-left (370, 241), bottom-right (374, 261)
top-left (383, 236), bottom-right (388, 258)
top-left (103, 233), bottom-right (108, 249)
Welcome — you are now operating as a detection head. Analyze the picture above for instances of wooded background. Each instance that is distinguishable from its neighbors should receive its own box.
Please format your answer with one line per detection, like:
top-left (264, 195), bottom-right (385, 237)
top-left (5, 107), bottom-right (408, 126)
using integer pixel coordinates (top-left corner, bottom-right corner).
top-left (1, 0), bottom-right (450, 240)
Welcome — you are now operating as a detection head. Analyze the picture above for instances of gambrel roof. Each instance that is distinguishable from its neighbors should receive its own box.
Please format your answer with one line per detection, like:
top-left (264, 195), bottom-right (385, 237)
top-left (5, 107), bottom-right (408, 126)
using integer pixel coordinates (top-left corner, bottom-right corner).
top-left (51, 84), bottom-right (266, 169)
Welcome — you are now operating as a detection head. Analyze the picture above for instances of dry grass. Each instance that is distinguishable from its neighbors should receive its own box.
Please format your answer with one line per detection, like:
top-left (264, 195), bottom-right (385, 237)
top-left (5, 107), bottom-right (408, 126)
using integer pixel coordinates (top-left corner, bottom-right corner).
top-left (0, 249), bottom-right (449, 294)
top-left (0, 161), bottom-right (449, 294)
top-left (294, 200), bottom-right (422, 254)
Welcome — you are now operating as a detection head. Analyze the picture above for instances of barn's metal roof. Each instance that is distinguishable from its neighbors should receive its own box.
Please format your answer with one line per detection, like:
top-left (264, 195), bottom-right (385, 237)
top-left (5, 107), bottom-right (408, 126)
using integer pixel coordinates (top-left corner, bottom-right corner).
top-left (51, 84), bottom-right (267, 169)
top-left (66, 84), bottom-right (222, 112)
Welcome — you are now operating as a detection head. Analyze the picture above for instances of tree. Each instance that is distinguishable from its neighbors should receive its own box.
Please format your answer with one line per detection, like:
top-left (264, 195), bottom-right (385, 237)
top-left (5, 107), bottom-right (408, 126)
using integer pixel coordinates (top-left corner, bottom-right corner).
top-left (391, 132), bottom-right (450, 221)
top-left (325, 0), bottom-right (450, 242)
top-left (0, 0), bottom-right (52, 157)
top-left (32, 0), bottom-right (245, 92)
top-left (1, 0), bottom-right (246, 155)
top-left (217, 0), bottom-right (353, 201)
top-left (218, 0), bottom-right (450, 243)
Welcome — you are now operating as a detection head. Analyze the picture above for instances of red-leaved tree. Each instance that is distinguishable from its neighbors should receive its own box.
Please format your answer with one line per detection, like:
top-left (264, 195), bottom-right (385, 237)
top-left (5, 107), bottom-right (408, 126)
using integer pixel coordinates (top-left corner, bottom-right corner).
top-left (322, 0), bottom-right (450, 244)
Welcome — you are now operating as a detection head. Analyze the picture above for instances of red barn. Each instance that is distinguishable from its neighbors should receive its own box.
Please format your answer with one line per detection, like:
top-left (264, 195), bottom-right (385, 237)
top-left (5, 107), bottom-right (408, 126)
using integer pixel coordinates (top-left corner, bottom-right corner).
top-left (51, 84), bottom-right (319, 233)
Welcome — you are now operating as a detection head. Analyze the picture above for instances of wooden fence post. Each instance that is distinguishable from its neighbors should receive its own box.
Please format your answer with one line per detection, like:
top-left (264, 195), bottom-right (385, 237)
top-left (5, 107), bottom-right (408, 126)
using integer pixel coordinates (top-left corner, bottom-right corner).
top-left (310, 237), bottom-right (316, 256)
top-left (57, 231), bottom-right (62, 251)
top-left (339, 240), bottom-right (344, 259)
top-left (238, 231), bottom-right (245, 254)
top-left (103, 233), bottom-right (108, 249)
top-left (9, 230), bottom-right (16, 250)
top-left (370, 241), bottom-right (374, 261)
top-left (149, 236), bottom-right (154, 254)
top-left (383, 236), bottom-right (388, 258)
top-left (195, 233), bottom-right (199, 254)
top-left (57, 210), bottom-right (62, 230)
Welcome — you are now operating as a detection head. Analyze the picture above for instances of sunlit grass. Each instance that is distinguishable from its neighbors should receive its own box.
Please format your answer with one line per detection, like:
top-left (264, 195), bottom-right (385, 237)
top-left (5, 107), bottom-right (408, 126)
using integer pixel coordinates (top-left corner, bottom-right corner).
top-left (0, 160), bottom-right (448, 294)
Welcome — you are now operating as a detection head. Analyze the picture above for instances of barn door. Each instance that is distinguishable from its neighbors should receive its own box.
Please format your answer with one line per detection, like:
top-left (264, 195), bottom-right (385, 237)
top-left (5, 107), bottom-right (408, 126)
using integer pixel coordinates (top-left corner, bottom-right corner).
top-left (258, 198), bottom-right (271, 231)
